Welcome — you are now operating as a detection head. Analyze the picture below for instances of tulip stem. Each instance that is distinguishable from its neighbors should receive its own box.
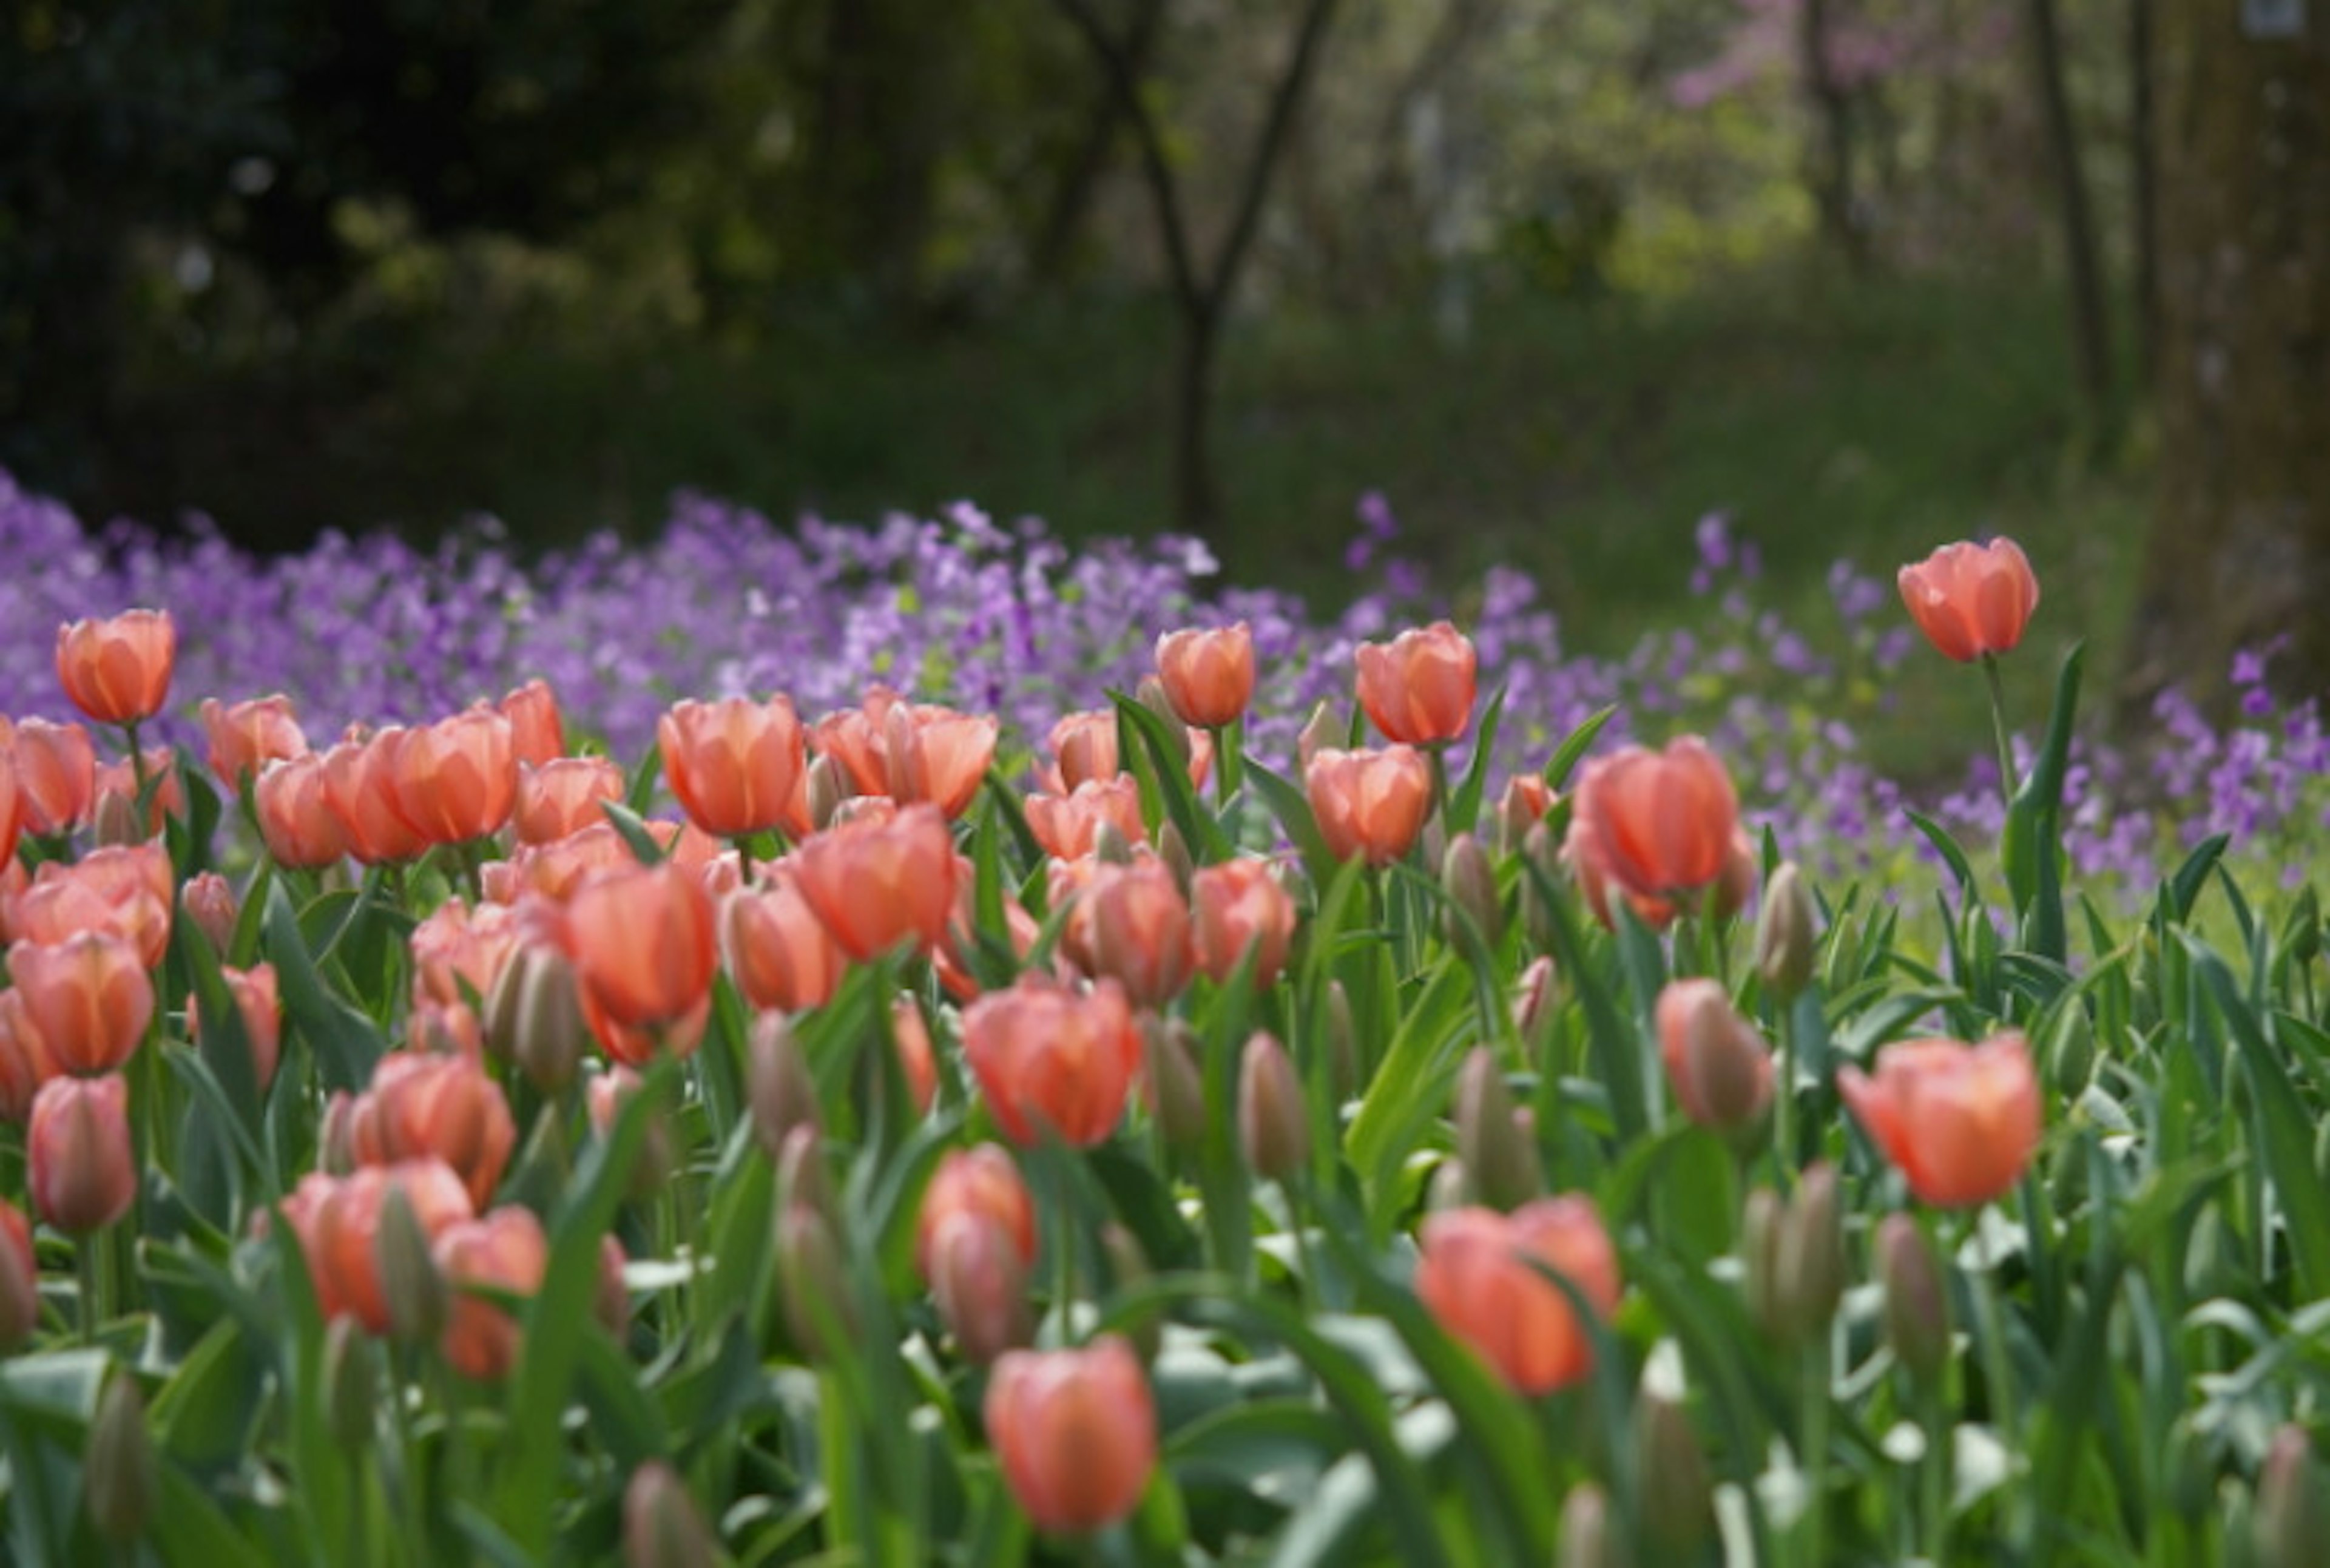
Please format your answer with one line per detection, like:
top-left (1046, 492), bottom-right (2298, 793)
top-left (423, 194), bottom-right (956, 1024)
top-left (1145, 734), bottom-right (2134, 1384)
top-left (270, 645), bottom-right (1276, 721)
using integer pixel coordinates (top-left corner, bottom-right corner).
top-left (1427, 745), bottom-right (1452, 831)
top-left (1970, 1217), bottom-right (2026, 1544)
top-left (734, 836), bottom-right (756, 884)
top-left (1980, 654), bottom-right (2018, 800)
top-left (1772, 1004), bottom-right (1797, 1173)
top-left (77, 1234), bottom-right (104, 1340)
top-left (1798, 1339), bottom-right (1830, 1568)
top-left (1917, 1382), bottom-right (1950, 1562)
top-left (123, 719), bottom-right (150, 815)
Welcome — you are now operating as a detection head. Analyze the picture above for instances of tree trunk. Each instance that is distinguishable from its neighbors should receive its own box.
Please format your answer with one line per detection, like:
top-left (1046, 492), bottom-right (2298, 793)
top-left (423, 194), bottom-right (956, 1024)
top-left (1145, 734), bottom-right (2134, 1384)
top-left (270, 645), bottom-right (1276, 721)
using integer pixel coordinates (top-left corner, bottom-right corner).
top-left (1031, 0), bottom-right (1168, 282)
top-left (2126, 4), bottom-right (2330, 711)
top-left (1799, 0), bottom-right (1868, 270)
top-left (2024, 0), bottom-right (2115, 424)
top-left (2129, 0), bottom-right (2159, 385)
top-left (1173, 307), bottom-right (1223, 539)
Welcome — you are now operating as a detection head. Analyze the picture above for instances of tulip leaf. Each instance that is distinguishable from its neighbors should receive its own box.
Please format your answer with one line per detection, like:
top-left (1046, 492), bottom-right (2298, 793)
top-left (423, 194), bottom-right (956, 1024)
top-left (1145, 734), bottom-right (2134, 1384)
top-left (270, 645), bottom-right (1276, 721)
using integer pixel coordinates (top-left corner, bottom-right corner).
top-left (1447, 684), bottom-right (1507, 834)
top-left (1243, 757), bottom-right (1337, 890)
top-left (1542, 704), bottom-right (1618, 790)
top-left (1904, 808), bottom-right (1976, 893)
top-left (598, 799), bottom-right (670, 865)
top-left (262, 880), bottom-right (385, 1095)
top-left (1110, 688), bottom-right (1234, 863)
top-left (2164, 833), bottom-right (2229, 924)
top-left (2001, 643), bottom-right (2081, 964)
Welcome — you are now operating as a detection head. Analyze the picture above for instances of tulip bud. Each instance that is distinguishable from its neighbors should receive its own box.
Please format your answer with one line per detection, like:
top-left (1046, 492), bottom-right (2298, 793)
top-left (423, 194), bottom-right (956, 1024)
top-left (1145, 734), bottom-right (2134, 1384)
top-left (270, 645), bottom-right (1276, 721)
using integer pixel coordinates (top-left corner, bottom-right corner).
top-left (1512, 955), bottom-right (1558, 1043)
top-left (1440, 832), bottom-right (1502, 950)
top-left (1238, 1032), bottom-right (1309, 1184)
top-left (1325, 979), bottom-right (1357, 1100)
top-left (2283, 887), bottom-right (2322, 967)
top-left (1142, 1017), bottom-right (1207, 1151)
top-left (1556, 1481), bottom-right (1618, 1568)
top-left (1092, 819), bottom-right (1136, 867)
top-left (1522, 821), bottom-right (1562, 952)
top-left (927, 1212), bottom-right (1033, 1366)
top-left (1655, 979), bottom-right (1774, 1143)
top-left (597, 1235), bottom-right (632, 1337)
top-left (1635, 1390), bottom-right (1712, 1559)
top-left (1877, 1213), bottom-right (1951, 1388)
top-left (319, 1090), bottom-right (357, 1175)
top-left (1427, 1157), bottom-right (1469, 1214)
top-left (323, 1316), bottom-right (379, 1451)
top-left (2044, 1002), bottom-right (2094, 1095)
top-left (484, 944), bottom-right (588, 1093)
top-left (1756, 862), bottom-right (1817, 1002)
top-left (1497, 774), bottom-right (1554, 858)
top-left (749, 1013), bottom-right (821, 1159)
top-left (589, 1069), bottom-right (672, 1199)
top-left (624, 1460), bottom-right (720, 1568)
top-left (2257, 1425), bottom-right (2329, 1568)
top-left (182, 871), bottom-right (238, 955)
top-left (29, 1075), bottom-right (137, 1234)
top-left (376, 1184), bottom-right (447, 1343)
top-left (1296, 702), bottom-right (1340, 772)
top-left (776, 1200), bottom-right (854, 1360)
top-left (806, 752), bottom-right (850, 831)
top-left (1454, 1048), bottom-right (1539, 1211)
top-left (1780, 1161), bottom-right (1845, 1340)
top-left (85, 1371), bottom-right (156, 1544)
top-left (1156, 820), bottom-right (1194, 894)
top-left (0, 1200), bottom-right (36, 1350)
top-left (1741, 1186), bottom-right (1789, 1342)
top-left (1135, 677), bottom-right (1190, 768)
top-left (775, 1123), bottom-right (832, 1221)
top-left (1098, 1222), bottom-right (1160, 1359)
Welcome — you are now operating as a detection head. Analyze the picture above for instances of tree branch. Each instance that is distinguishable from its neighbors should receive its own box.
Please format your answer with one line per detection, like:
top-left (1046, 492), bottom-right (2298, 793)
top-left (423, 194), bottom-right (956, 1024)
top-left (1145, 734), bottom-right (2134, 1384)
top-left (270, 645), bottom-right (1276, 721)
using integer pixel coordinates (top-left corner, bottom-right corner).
top-left (1205, 0), bottom-right (1343, 317)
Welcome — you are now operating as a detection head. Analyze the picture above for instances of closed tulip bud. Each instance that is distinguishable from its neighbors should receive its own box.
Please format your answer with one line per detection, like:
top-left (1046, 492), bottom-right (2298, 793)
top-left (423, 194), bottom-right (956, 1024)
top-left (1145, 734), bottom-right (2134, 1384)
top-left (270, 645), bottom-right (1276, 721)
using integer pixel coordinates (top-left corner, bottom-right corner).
top-left (1512, 955), bottom-right (1558, 1043)
top-left (1156, 820), bottom-right (1194, 893)
top-left (1783, 1161), bottom-right (1846, 1337)
top-left (484, 943), bottom-right (588, 1092)
top-left (1741, 1186), bottom-right (1789, 1342)
top-left (0, 1198), bottom-right (36, 1349)
top-left (624, 1461), bottom-right (720, 1568)
top-left (2255, 1424), bottom-right (2327, 1568)
top-left (1454, 1048), bottom-right (1539, 1211)
top-left (29, 1073), bottom-right (135, 1233)
top-left (1238, 1032), bottom-right (1308, 1184)
top-left (1326, 979), bottom-right (1358, 1099)
top-left (92, 786), bottom-right (143, 847)
top-left (1655, 979), bottom-right (1775, 1140)
top-left (927, 1210), bottom-right (1033, 1365)
top-left (181, 871), bottom-right (237, 955)
top-left (748, 1013), bottom-right (820, 1158)
top-left (1098, 1222), bottom-right (1160, 1359)
top-left (597, 1235), bottom-right (632, 1336)
top-left (376, 1184), bottom-right (447, 1343)
top-left (1635, 1390), bottom-right (1712, 1558)
top-left (1440, 832), bottom-right (1502, 949)
top-left (1877, 1213), bottom-right (1951, 1387)
top-left (84, 1371), bottom-right (156, 1544)
top-left (56, 610), bottom-right (174, 728)
top-left (1756, 862), bottom-right (1817, 1002)
top-left (805, 753), bottom-right (850, 830)
top-left (775, 1123), bottom-right (832, 1221)
top-left (2284, 887), bottom-right (2322, 967)
top-left (322, 1317), bottom-right (379, 1451)
top-left (1522, 821), bottom-right (1563, 951)
top-left (1556, 1482), bottom-right (1618, 1568)
top-left (1133, 676), bottom-right (1193, 768)
top-left (777, 1200), bottom-right (854, 1360)
top-left (1141, 1016), bottom-right (1206, 1149)
top-left (1497, 773), bottom-right (1555, 857)
top-left (1296, 702), bottom-right (1340, 772)
top-left (985, 1337), bottom-right (1158, 1536)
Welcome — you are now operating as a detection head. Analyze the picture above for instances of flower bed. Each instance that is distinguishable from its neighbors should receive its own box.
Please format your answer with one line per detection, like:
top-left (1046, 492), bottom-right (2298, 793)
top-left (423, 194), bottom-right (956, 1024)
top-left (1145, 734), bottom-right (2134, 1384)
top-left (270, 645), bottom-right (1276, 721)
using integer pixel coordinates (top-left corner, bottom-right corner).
top-left (0, 471), bottom-right (2324, 1564)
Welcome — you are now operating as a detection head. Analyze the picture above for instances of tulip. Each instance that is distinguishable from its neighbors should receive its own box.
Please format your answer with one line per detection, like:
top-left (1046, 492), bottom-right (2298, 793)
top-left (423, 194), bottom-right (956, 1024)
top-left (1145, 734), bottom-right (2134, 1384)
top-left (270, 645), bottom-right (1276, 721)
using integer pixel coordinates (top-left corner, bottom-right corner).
top-left (1025, 776), bottom-right (1147, 862)
top-left (9, 843), bottom-right (174, 969)
top-left (346, 1052), bottom-right (517, 1209)
top-left (789, 802), bottom-right (957, 961)
top-left (84, 1370), bottom-right (157, 1544)
top-left (890, 996), bottom-right (938, 1118)
top-left (1565, 738), bottom-right (1741, 927)
top-left (409, 998), bottom-right (483, 1059)
top-left (13, 718), bottom-right (96, 836)
top-left (409, 899), bottom-right (521, 1012)
top-left (566, 860), bottom-right (719, 1061)
top-left (1305, 746), bottom-right (1431, 868)
top-left (1454, 1047), bottom-right (1541, 1211)
top-left (623, 1461), bottom-right (719, 1568)
top-left (92, 748), bottom-right (182, 840)
top-left (1141, 1016), bottom-right (1207, 1149)
top-left (1044, 710), bottom-right (1121, 792)
top-left (984, 1337), bottom-right (1158, 1535)
top-left (1655, 978), bottom-right (1775, 1136)
top-left (775, 1200), bottom-right (855, 1360)
top-left (254, 754), bottom-right (350, 869)
top-left (1757, 860), bottom-right (1818, 1001)
top-left (280, 1160), bottom-right (474, 1331)
top-left (499, 679), bottom-right (566, 766)
top-left (56, 609), bottom-right (174, 726)
top-left (588, 1066), bottom-right (674, 1195)
top-left (200, 694), bottom-right (308, 789)
top-left (483, 942), bottom-right (588, 1090)
top-left (1154, 622), bottom-right (1255, 729)
top-left (1897, 537), bottom-right (2040, 663)
top-left (394, 707), bottom-right (518, 847)
top-left (180, 871), bottom-right (237, 955)
top-left (513, 756), bottom-right (627, 844)
top-left (1876, 1212), bottom-right (1951, 1387)
top-left (926, 1208), bottom-right (1033, 1365)
top-left (1237, 1031), bottom-right (1309, 1183)
top-left (917, 1144), bottom-right (1039, 1277)
top-left (1415, 1197), bottom-right (1622, 1394)
top-left (0, 1198), bottom-right (35, 1347)
top-left (1556, 1484), bottom-right (1615, 1568)
top-left (723, 874), bottom-right (848, 1013)
top-left (322, 729), bottom-right (430, 864)
top-left (433, 1206), bottom-right (549, 1379)
top-left (596, 1235), bottom-right (632, 1336)
top-left (1838, 1034), bottom-right (2041, 1208)
top-left (0, 991), bottom-right (59, 1121)
top-left (962, 975), bottom-right (1143, 1147)
top-left (1189, 857), bottom-right (1296, 988)
top-left (811, 689), bottom-right (998, 819)
top-left (1498, 772), bottom-right (1555, 856)
top-left (215, 963), bottom-right (283, 1090)
top-left (8, 934), bottom-right (154, 1075)
top-left (29, 1073), bottom-right (137, 1233)
top-left (1069, 859), bottom-right (1192, 1009)
top-left (2255, 1424), bottom-right (2329, 1568)
top-left (375, 1185), bottom-right (447, 1343)
top-left (0, 749), bottom-right (17, 871)
top-left (660, 694), bottom-right (807, 839)
top-left (1355, 621), bottom-right (1477, 745)
top-left (1440, 831), bottom-right (1502, 948)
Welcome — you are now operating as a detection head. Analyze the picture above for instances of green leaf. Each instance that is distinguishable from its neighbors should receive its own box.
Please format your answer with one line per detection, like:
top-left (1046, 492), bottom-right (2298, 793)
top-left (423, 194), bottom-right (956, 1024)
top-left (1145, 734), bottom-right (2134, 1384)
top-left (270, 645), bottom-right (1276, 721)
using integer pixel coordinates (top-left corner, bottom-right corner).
top-left (599, 799), bottom-right (671, 865)
top-left (2000, 643), bottom-right (2082, 963)
top-left (1542, 705), bottom-right (1618, 790)
top-left (262, 882), bottom-right (385, 1095)
top-left (1447, 685), bottom-right (1508, 834)
top-left (1904, 808), bottom-right (1976, 893)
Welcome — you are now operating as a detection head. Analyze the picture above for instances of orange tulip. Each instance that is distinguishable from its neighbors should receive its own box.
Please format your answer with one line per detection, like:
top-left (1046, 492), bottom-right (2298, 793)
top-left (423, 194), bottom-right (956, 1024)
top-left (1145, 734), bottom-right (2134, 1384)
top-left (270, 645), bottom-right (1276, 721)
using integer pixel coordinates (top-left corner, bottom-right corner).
top-left (1655, 979), bottom-right (1774, 1134)
top-left (433, 1206), bottom-right (549, 1379)
top-left (8, 843), bottom-right (173, 968)
top-left (1155, 623), bottom-right (1255, 729)
top-left (180, 871), bottom-right (237, 955)
top-left (0, 747), bottom-right (17, 870)
top-left (1355, 621), bottom-right (1477, 745)
top-left (660, 695), bottom-right (808, 839)
top-left (13, 718), bottom-right (95, 836)
top-left (251, 753), bottom-right (348, 869)
top-left (1305, 746), bottom-right (1431, 867)
top-left (811, 689), bottom-right (998, 820)
top-left (513, 756), bottom-right (626, 844)
top-left (7, 934), bottom-right (152, 1075)
top-left (1838, 1034), bottom-right (2041, 1208)
top-left (28, 1073), bottom-right (137, 1233)
top-left (1897, 538), bottom-right (2039, 663)
top-left (925, 1201), bottom-right (1033, 1365)
top-left (200, 695), bottom-right (308, 789)
top-left (985, 1336), bottom-right (1158, 1535)
top-left (1416, 1197), bottom-right (1622, 1395)
top-left (1565, 738), bottom-right (1740, 927)
top-left (1045, 711), bottom-right (1121, 792)
top-left (92, 748), bottom-right (183, 839)
top-left (217, 963), bottom-right (283, 1090)
top-left (566, 860), bottom-right (718, 1061)
top-left (1025, 776), bottom-right (1146, 862)
top-left (498, 679), bottom-right (566, 766)
top-left (1190, 857), bottom-right (1296, 988)
top-left (55, 609), bottom-right (175, 726)
top-left (891, 997), bottom-right (938, 1117)
top-left (322, 729), bottom-right (430, 864)
top-left (346, 1050), bottom-right (517, 1209)
top-left (722, 873), bottom-right (847, 1013)
top-left (280, 1160), bottom-right (474, 1331)
top-left (409, 899), bottom-right (521, 1012)
top-left (790, 802), bottom-right (958, 962)
top-left (0, 991), bottom-right (61, 1121)
top-left (962, 976), bottom-right (1142, 1147)
top-left (916, 1144), bottom-right (1039, 1277)
top-left (0, 1197), bottom-right (34, 1350)
top-left (394, 707), bottom-right (518, 846)
top-left (1067, 860), bottom-right (1192, 1009)
top-left (937, 871), bottom-right (1040, 1002)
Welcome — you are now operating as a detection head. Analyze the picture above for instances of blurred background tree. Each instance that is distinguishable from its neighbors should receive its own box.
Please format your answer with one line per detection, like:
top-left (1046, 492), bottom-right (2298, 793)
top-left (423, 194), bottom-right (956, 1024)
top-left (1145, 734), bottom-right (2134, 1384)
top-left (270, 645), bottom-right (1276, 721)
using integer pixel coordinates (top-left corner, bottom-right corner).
top-left (5, 0), bottom-right (2315, 708)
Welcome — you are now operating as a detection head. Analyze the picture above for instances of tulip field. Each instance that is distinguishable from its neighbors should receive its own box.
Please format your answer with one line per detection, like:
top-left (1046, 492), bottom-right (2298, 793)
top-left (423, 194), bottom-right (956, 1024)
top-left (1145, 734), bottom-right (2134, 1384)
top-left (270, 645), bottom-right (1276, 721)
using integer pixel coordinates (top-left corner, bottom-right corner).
top-left (1, 470), bottom-right (2329, 1566)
